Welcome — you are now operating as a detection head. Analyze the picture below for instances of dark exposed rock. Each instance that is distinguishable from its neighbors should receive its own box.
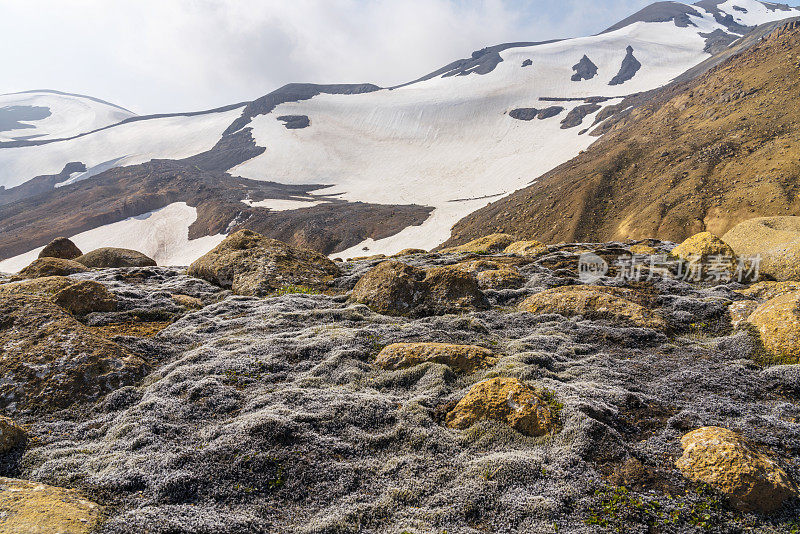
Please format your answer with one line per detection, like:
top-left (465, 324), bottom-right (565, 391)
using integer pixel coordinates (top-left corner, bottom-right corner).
top-left (521, 59), bottom-right (533, 67)
top-left (76, 248), bottom-right (157, 268)
top-left (509, 108), bottom-right (539, 121)
top-left (0, 105), bottom-right (52, 132)
top-left (188, 230), bottom-right (340, 296)
top-left (560, 103), bottom-right (602, 129)
top-left (700, 29), bottom-right (740, 54)
top-left (276, 115), bottom-right (310, 129)
top-left (602, 1), bottom-right (702, 33)
top-left (38, 237), bottom-right (82, 260)
top-left (0, 162), bottom-right (85, 207)
top-left (609, 46), bottom-right (642, 86)
top-left (571, 55), bottom-right (598, 81)
top-left (537, 106), bottom-right (564, 119)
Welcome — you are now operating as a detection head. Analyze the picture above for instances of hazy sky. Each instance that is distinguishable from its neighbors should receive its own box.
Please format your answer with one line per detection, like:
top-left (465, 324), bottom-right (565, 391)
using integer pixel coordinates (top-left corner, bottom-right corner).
top-left (1, 0), bottom-right (798, 114)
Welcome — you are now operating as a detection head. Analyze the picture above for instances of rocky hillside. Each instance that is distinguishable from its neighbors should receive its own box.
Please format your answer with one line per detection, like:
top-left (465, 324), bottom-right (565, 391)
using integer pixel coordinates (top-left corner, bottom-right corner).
top-left (443, 18), bottom-right (800, 248)
top-left (2, 228), bottom-right (800, 532)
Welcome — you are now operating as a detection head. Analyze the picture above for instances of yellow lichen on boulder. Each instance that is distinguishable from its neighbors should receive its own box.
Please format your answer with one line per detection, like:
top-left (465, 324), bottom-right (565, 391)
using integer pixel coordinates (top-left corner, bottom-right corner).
top-left (445, 377), bottom-right (554, 436)
top-left (504, 240), bottom-right (547, 256)
top-left (52, 280), bottom-right (117, 316)
top-left (0, 417), bottom-right (26, 454)
top-left (723, 216), bottom-right (800, 281)
top-left (13, 258), bottom-right (88, 280)
top-left (675, 427), bottom-right (798, 513)
top-left (476, 268), bottom-right (527, 290)
top-left (738, 281), bottom-right (800, 301)
top-left (671, 231), bottom-right (736, 263)
top-left (0, 276), bottom-right (76, 297)
top-left (747, 291), bottom-right (800, 364)
top-left (440, 234), bottom-right (516, 254)
top-left (0, 477), bottom-right (103, 533)
top-left (375, 343), bottom-right (495, 373)
top-left (519, 285), bottom-right (665, 329)
top-left (629, 244), bottom-right (657, 255)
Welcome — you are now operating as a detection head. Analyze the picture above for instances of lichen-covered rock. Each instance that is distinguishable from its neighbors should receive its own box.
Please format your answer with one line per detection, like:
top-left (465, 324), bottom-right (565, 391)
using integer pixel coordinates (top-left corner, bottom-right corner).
top-left (188, 230), bottom-right (339, 296)
top-left (350, 261), bottom-right (488, 317)
top-left (392, 248), bottom-right (427, 257)
top-left (747, 291), bottom-right (800, 364)
top-left (671, 231), bottom-right (737, 263)
top-left (738, 281), bottom-right (800, 301)
top-left (13, 258), bottom-right (88, 280)
top-left (0, 294), bottom-right (147, 412)
top-left (0, 477), bottom-right (103, 533)
top-left (504, 240), bottom-right (547, 255)
top-left (0, 416), bottom-right (25, 454)
top-left (75, 247), bottom-right (157, 268)
top-left (349, 261), bottom-right (425, 316)
top-left (629, 243), bottom-right (658, 255)
top-left (38, 237), bottom-right (83, 260)
top-left (375, 343), bottom-right (495, 372)
top-left (52, 280), bottom-right (117, 315)
top-left (476, 268), bottom-right (527, 290)
top-left (723, 217), bottom-right (800, 281)
top-left (171, 293), bottom-right (204, 309)
top-left (729, 301), bottom-right (759, 329)
top-left (446, 377), bottom-right (554, 436)
top-left (676, 427), bottom-right (797, 513)
top-left (440, 233), bottom-right (516, 254)
top-left (423, 265), bottom-right (490, 314)
top-left (0, 276), bottom-right (76, 297)
top-left (519, 285), bottom-right (665, 329)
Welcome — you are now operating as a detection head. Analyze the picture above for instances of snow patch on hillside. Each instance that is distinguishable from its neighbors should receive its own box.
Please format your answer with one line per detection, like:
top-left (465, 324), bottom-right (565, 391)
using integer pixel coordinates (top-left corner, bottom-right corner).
top-left (0, 203), bottom-right (223, 272)
top-left (716, 0), bottom-right (800, 26)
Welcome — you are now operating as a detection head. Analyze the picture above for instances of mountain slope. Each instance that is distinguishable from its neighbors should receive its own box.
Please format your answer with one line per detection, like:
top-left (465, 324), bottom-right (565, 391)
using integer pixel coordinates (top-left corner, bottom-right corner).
top-left (1, 1), bottom-right (799, 270)
top-left (443, 17), bottom-right (800, 247)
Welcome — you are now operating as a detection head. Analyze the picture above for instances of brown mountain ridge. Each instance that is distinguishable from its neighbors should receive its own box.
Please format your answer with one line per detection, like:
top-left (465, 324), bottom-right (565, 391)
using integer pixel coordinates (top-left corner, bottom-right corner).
top-left (443, 19), bottom-right (800, 247)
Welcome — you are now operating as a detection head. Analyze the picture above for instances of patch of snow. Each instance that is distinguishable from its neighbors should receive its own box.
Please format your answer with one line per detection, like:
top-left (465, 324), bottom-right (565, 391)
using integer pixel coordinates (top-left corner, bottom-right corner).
top-left (241, 198), bottom-right (329, 210)
top-left (0, 202), bottom-right (224, 272)
top-left (717, 0), bottom-right (800, 26)
top-left (0, 90), bottom-right (134, 142)
top-left (0, 107), bottom-right (245, 190)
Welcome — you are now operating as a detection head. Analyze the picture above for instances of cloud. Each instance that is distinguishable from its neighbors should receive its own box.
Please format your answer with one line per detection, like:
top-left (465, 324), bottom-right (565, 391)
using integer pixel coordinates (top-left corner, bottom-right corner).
top-left (0, 0), bottom-right (796, 113)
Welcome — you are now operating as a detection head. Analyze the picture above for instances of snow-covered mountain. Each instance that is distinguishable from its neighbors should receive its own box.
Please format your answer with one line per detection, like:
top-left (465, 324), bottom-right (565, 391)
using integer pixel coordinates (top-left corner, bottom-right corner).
top-left (0, 89), bottom-right (134, 142)
top-left (1, 0), bottom-right (799, 271)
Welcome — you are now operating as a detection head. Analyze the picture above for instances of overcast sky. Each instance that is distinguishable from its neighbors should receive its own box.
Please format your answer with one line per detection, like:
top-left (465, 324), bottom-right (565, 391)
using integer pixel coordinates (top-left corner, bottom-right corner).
top-left (1, 0), bottom-right (798, 114)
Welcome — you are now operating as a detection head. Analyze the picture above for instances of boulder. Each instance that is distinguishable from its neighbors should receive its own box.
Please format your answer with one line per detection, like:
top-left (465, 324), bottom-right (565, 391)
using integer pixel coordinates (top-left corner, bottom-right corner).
top-left (14, 258), bottom-right (88, 280)
top-left (375, 343), bottom-right (496, 373)
top-left (75, 247), bottom-right (157, 268)
top-left (350, 261), bottom-right (489, 317)
top-left (445, 377), bottom-right (554, 436)
top-left (0, 416), bottom-right (26, 454)
top-left (504, 240), bottom-right (547, 256)
top-left (519, 285), bottom-right (666, 329)
top-left (392, 248), bottom-right (427, 257)
top-left (188, 230), bottom-right (339, 296)
top-left (675, 427), bottom-right (797, 513)
top-left (738, 281), bottom-right (800, 301)
top-left (0, 294), bottom-right (147, 412)
top-left (723, 217), bottom-right (800, 281)
top-left (38, 237), bottom-right (82, 260)
top-left (0, 477), bottom-right (103, 533)
top-left (52, 280), bottom-right (117, 315)
top-left (747, 291), bottom-right (800, 364)
top-left (440, 233), bottom-right (516, 254)
top-left (476, 268), bottom-right (527, 290)
top-left (0, 276), bottom-right (76, 297)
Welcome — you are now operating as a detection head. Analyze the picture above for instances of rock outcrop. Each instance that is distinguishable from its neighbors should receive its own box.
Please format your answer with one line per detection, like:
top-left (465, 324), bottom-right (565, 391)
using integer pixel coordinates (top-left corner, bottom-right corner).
top-left (0, 416), bottom-right (26, 454)
top-left (75, 247), bottom-right (157, 268)
top-left (519, 285), bottom-right (665, 329)
top-left (0, 477), bottom-right (103, 533)
top-left (671, 231), bottom-right (736, 263)
top-left (14, 258), bottom-right (88, 279)
top-left (0, 294), bottom-right (147, 412)
top-left (375, 343), bottom-right (495, 372)
top-left (188, 230), bottom-right (340, 296)
top-left (440, 233), bottom-right (516, 254)
top-left (504, 240), bottom-right (547, 255)
top-left (723, 217), bottom-right (800, 281)
top-left (38, 237), bottom-right (82, 260)
top-left (350, 261), bottom-right (489, 317)
top-left (747, 291), bottom-right (800, 364)
top-left (476, 268), bottom-right (527, 290)
top-left (676, 427), bottom-right (797, 513)
top-left (446, 377), bottom-right (554, 436)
